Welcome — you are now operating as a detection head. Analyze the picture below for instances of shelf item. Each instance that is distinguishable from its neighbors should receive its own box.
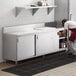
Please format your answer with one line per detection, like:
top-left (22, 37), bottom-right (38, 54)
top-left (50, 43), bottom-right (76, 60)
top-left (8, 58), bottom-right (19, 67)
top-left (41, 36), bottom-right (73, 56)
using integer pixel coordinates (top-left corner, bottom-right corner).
top-left (59, 37), bottom-right (67, 50)
top-left (15, 5), bottom-right (56, 16)
top-left (59, 37), bottom-right (67, 39)
top-left (59, 48), bottom-right (68, 51)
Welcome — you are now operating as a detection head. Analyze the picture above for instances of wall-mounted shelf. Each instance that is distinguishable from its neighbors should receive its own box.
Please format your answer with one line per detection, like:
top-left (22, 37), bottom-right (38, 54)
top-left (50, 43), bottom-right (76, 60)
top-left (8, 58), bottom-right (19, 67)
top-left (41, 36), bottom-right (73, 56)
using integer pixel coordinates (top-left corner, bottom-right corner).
top-left (15, 5), bottom-right (56, 16)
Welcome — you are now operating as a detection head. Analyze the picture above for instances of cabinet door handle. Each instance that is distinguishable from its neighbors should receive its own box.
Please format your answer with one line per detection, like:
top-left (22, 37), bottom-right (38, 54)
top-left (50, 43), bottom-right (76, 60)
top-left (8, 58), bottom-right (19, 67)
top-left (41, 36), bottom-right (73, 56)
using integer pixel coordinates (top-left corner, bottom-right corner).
top-left (69, 14), bottom-right (72, 20)
top-left (36, 35), bottom-right (38, 39)
top-left (17, 38), bottom-right (19, 42)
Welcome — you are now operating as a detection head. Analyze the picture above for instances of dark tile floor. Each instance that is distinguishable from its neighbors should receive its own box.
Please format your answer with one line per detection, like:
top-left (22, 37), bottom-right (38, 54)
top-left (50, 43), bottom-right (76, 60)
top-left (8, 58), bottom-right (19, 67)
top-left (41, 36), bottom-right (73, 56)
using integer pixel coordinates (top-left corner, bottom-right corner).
top-left (2, 51), bottom-right (76, 76)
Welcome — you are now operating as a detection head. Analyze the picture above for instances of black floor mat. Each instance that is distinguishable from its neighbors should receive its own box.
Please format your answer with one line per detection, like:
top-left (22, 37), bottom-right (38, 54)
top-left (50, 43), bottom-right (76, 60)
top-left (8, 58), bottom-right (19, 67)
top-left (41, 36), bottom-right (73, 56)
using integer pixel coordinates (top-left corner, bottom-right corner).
top-left (2, 52), bottom-right (76, 76)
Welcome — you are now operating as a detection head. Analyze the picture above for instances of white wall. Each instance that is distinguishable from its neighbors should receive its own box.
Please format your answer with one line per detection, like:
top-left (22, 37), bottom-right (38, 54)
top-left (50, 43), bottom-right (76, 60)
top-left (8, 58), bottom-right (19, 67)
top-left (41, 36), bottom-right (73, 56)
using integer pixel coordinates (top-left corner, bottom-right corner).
top-left (0, 0), bottom-right (55, 62)
top-left (55, 0), bottom-right (69, 21)
top-left (69, 0), bottom-right (76, 20)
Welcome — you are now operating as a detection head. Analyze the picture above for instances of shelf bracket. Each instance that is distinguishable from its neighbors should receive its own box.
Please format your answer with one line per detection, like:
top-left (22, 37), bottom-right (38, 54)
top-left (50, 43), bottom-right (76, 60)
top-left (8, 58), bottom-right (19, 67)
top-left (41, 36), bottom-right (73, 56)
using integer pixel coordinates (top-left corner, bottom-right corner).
top-left (32, 8), bottom-right (39, 15)
top-left (15, 7), bottom-right (22, 17)
top-left (47, 8), bottom-right (53, 15)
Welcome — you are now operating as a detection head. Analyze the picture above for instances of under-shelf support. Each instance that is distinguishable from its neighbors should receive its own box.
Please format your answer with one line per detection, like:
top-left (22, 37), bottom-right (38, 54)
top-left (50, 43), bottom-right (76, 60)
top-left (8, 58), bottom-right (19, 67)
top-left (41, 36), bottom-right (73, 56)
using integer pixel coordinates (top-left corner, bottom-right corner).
top-left (32, 8), bottom-right (39, 15)
top-left (47, 8), bottom-right (53, 15)
top-left (15, 7), bottom-right (22, 17)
